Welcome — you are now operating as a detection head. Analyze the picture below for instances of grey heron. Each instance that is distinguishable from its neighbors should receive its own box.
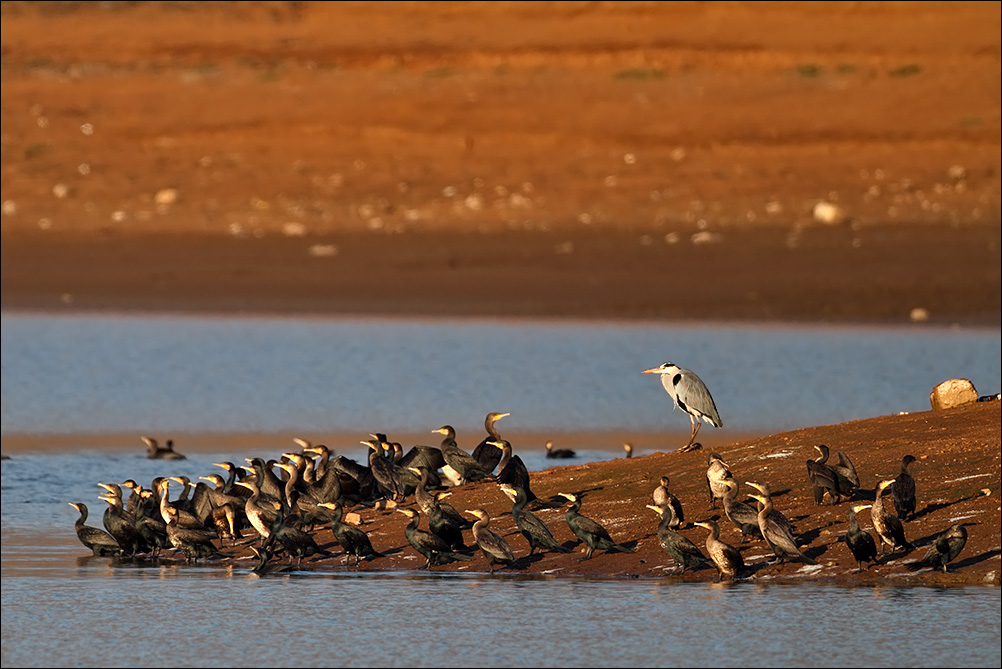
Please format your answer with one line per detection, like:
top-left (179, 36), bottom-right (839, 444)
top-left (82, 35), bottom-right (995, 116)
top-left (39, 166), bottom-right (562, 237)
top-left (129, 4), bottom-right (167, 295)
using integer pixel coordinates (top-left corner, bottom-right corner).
top-left (643, 362), bottom-right (722, 452)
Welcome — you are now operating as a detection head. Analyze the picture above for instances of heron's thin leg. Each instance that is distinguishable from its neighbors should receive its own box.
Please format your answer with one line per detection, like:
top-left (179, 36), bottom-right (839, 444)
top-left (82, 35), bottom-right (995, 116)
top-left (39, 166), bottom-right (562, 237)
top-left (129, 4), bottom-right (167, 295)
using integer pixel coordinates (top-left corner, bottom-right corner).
top-left (687, 415), bottom-right (701, 446)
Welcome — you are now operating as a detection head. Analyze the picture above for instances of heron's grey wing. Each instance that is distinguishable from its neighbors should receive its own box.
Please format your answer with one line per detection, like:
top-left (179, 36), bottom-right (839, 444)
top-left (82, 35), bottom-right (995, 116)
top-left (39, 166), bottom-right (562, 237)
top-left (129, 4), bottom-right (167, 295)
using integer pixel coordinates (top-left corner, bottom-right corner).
top-left (673, 373), bottom-right (723, 427)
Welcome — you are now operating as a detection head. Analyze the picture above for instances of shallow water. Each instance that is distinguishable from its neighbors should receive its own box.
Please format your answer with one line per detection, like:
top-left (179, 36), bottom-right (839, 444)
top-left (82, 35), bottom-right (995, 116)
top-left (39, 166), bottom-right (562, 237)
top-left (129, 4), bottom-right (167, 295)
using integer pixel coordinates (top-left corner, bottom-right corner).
top-left (2, 541), bottom-right (998, 668)
top-left (2, 312), bottom-right (998, 437)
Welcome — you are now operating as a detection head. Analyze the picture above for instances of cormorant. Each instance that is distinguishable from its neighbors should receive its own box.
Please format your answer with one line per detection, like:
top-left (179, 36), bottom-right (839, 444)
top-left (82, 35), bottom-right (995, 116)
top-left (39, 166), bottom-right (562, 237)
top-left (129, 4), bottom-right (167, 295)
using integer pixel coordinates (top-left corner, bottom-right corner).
top-left (369, 436), bottom-right (419, 498)
top-left (832, 449), bottom-right (860, 493)
top-left (301, 444), bottom-right (345, 504)
top-left (705, 452), bottom-right (733, 510)
top-left (265, 502), bottom-right (334, 567)
top-left (907, 523), bottom-right (968, 573)
top-left (871, 479), bottom-right (913, 554)
top-left (891, 454), bottom-right (917, 521)
top-left (234, 479), bottom-right (280, 546)
top-left (652, 476), bottom-right (684, 529)
top-left (746, 483), bottom-right (817, 565)
top-left (119, 479), bottom-right (145, 518)
top-left (465, 508), bottom-right (516, 572)
top-left (490, 439), bottom-right (537, 505)
top-left (142, 435), bottom-right (186, 460)
top-left (396, 442), bottom-right (446, 489)
top-left (471, 411), bottom-right (510, 473)
top-left (163, 506), bottom-right (223, 564)
top-left (646, 504), bottom-right (710, 574)
top-left (317, 502), bottom-right (384, 565)
top-left (719, 479), bottom-right (763, 543)
top-left (274, 461), bottom-right (327, 530)
top-left (157, 478), bottom-right (211, 532)
top-left (499, 483), bottom-right (570, 555)
top-left (169, 475), bottom-right (214, 527)
top-left (199, 474), bottom-right (248, 544)
top-left (557, 492), bottom-right (633, 560)
top-left (396, 507), bottom-right (474, 569)
top-left (432, 425), bottom-right (495, 484)
top-left (432, 491), bottom-right (473, 530)
top-left (744, 480), bottom-right (794, 534)
top-left (545, 440), bottom-right (576, 459)
top-left (250, 546), bottom-right (296, 575)
top-left (806, 444), bottom-right (855, 505)
top-left (244, 457), bottom-right (286, 502)
top-left (409, 466), bottom-right (468, 550)
top-left (844, 503), bottom-right (878, 572)
top-left (211, 461), bottom-right (251, 498)
top-left (364, 439), bottom-right (405, 502)
top-left (97, 491), bottom-right (146, 556)
top-left (329, 453), bottom-right (376, 502)
top-left (68, 502), bottom-right (121, 556)
top-left (135, 489), bottom-right (170, 557)
top-left (693, 519), bottom-right (744, 581)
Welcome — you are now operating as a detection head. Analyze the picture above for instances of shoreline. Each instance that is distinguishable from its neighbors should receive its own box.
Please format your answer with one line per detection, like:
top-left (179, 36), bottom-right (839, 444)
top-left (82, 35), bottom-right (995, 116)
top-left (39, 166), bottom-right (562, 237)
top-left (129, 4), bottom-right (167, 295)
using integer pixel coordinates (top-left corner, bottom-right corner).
top-left (0, 428), bottom-right (768, 457)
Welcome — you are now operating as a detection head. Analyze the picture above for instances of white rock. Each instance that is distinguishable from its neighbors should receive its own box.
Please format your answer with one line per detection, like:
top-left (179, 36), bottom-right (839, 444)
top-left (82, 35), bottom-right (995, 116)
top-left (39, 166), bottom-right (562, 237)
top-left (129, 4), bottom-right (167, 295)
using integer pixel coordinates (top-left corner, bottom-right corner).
top-left (930, 378), bottom-right (979, 410)
top-left (154, 188), bottom-right (179, 205)
top-left (691, 231), bottom-right (722, 245)
top-left (812, 200), bottom-right (847, 225)
top-left (947, 164), bottom-right (967, 181)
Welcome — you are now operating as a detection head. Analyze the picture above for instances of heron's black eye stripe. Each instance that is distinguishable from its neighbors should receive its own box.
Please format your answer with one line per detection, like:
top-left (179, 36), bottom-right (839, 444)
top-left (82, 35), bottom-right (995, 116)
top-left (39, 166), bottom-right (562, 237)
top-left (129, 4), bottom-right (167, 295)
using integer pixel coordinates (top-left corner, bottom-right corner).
top-left (672, 373), bottom-right (683, 387)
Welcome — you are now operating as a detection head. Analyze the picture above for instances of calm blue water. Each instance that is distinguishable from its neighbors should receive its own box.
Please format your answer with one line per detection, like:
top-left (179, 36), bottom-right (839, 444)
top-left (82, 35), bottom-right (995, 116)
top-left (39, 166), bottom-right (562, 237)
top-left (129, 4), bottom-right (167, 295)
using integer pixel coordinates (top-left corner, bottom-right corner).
top-left (2, 312), bottom-right (999, 667)
top-left (2, 312), bottom-right (999, 437)
top-left (2, 545), bottom-right (998, 668)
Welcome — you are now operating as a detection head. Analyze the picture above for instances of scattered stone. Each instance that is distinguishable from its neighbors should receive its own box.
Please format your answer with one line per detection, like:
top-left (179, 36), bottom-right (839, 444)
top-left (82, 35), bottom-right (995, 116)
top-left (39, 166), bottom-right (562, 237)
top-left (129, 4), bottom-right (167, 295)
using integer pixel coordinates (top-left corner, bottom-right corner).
top-left (307, 244), bottom-right (338, 257)
top-left (691, 230), bottom-right (722, 245)
top-left (464, 193), bottom-right (484, 211)
top-left (53, 183), bottom-right (71, 199)
top-left (2, 200), bottom-right (17, 215)
top-left (812, 200), bottom-right (848, 225)
top-left (154, 188), bottom-right (179, 205)
top-left (282, 222), bottom-right (307, 237)
top-left (930, 378), bottom-right (979, 410)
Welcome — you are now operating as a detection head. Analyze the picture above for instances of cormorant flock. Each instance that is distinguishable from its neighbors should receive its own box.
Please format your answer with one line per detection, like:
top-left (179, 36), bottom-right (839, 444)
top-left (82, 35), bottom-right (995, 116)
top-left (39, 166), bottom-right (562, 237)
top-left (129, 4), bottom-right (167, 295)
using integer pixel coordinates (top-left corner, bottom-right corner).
top-left (68, 410), bottom-right (970, 579)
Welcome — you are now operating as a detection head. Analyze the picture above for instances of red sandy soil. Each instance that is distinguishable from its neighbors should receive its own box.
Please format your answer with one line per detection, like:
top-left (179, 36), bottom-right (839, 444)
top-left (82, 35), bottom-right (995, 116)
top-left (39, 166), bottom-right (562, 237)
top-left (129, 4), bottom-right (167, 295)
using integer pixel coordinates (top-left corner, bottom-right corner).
top-left (1, 2), bottom-right (999, 585)
top-left (1, 1), bottom-right (999, 325)
top-left (11, 400), bottom-right (996, 586)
